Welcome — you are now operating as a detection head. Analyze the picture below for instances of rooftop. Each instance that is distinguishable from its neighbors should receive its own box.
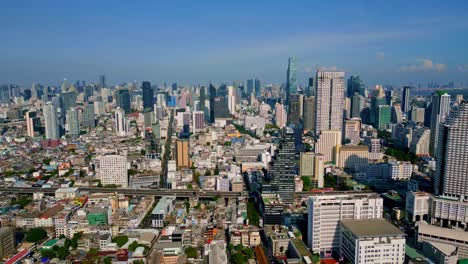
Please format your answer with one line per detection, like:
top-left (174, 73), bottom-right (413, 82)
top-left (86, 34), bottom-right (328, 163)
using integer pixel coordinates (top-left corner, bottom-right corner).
top-left (341, 219), bottom-right (405, 237)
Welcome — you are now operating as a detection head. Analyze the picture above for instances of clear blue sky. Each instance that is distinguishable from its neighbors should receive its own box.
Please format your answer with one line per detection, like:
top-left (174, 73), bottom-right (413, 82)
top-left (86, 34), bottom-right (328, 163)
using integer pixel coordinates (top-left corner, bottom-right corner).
top-left (1, 0), bottom-right (468, 87)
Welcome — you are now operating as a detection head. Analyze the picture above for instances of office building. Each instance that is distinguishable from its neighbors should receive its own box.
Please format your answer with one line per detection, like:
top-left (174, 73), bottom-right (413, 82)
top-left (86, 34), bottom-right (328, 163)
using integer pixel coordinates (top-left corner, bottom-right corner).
top-left (307, 193), bottom-right (383, 254)
top-left (176, 139), bottom-right (191, 169)
top-left (286, 57), bottom-right (297, 104)
top-left (98, 75), bottom-right (106, 89)
top-left (65, 108), bottom-right (80, 137)
top-left (25, 110), bottom-right (41, 137)
top-left (192, 111), bottom-right (204, 133)
top-left (303, 96), bottom-right (315, 132)
top-left (405, 191), bottom-right (430, 222)
top-left (213, 97), bottom-right (231, 119)
top-left (417, 223), bottom-right (468, 259)
top-left (114, 107), bottom-right (129, 136)
top-left (338, 145), bottom-right (369, 171)
top-left (315, 130), bottom-right (341, 164)
top-left (260, 193), bottom-right (285, 225)
top-left (299, 152), bottom-right (325, 188)
top-left (388, 160), bottom-right (412, 180)
top-left (347, 75), bottom-right (364, 97)
top-left (350, 93), bottom-right (364, 118)
top-left (275, 103), bottom-right (287, 128)
top-left (227, 86), bottom-right (236, 114)
top-left (410, 107), bottom-right (425, 124)
top-left (434, 101), bottom-right (468, 199)
top-left (391, 104), bottom-right (404, 124)
top-left (82, 103), bottom-right (95, 128)
top-left (0, 85), bottom-right (10, 104)
top-left (209, 84), bottom-right (216, 123)
top-left (430, 195), bottom-right (468, 229)
top-left (344, 118), bottom-right (361, 144)
top-left (376, 105), bottom-right (391, 129)
top-left (246, 79), bottom-right (254, 96)
top-left (429, 91), bottom-right (451, 157)
top-left (402, 86), bottom-right (411, 113)
top-left (99, 152), bottom-right (128, 187)
top-left (44, 102), bottom-right (60, 140)
top-left (340, 219), bottom-right (405, 264)
top-left (314, 71), bottom-right (345, 136)
top-left (116, 88), bottom-right (131, 113)
top-left (254, 78), bottom-right (261, 97)
top-left (269, 128), bottom-right (297, 204)
top-left (0, 228), bottom-right (15, 259)
top-left (142, 81), bottom-right (154, 111)
top-left (288, 94), bottom-right (301, 126)
top-left (409, 127), bottom-right (430, 156)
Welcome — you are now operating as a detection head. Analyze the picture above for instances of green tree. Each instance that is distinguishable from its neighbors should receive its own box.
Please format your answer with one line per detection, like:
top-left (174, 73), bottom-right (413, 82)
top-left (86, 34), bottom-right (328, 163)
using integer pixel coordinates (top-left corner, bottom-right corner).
top-left (41, 250), bottom-right (55, 259)
top-left (301, 176), bottom-right (312, 191)
top-left (205, 170), bottom-right (211, 176)
top-left (56, 246), bottom-right (70, 259)
top-left (140, 149), bottom-right (146, 156)
top-left (128, 241), bottom-right (139, 252)
top-left (184, 246), bottom-right (198, 258)
top-left (112, 236), bottom-right (129, 247)
top-left (214, 166), bottom-right (220, 175)
top-left (25, 227), bottom-right (47, 243)
top-left (187, 183), bottom-right (193, 189)
top-left (104, 256), bottom-right (112, 264)
top-left (231, 252), bottom-right (247, 264)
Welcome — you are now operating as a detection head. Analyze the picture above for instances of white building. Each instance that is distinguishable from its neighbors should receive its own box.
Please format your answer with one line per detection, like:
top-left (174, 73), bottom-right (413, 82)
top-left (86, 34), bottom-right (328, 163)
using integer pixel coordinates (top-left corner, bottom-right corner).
top-left (44, 102), bottom-right (59, 140)
top-left (99, 153), bottom-right (128, 187)
top-left (405, 191), bottom-right (430, 222)
top-left (314, 71), bottom-right (345, 136)
top-left (307, 193), bottom-right (383, 255)
top-left (192, 111), bottom-right (205, 133)
top-left (315, 130), bottom-right (341, 164)
top-left (340, 219), bottom-right (405, 264)
top-left (114, 107), bottom-right (129, 136)
top-left (388, 161), bottom-right (412, 180)
top-left (151, 196), bottom-right (176, 228)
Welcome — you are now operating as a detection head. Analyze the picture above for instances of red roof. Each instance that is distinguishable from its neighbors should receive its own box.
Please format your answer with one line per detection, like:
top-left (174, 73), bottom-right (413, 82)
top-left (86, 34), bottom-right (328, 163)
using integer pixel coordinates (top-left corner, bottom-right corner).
top-left (5, 249), bottom-right (30, 264)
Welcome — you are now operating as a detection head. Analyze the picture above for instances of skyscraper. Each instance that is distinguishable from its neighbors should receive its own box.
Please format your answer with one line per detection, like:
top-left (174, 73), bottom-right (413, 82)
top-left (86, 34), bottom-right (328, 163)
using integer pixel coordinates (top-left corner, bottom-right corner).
top-left (66, 108), bottom-right (80, 137)
top-left (275, 103), bottom-right (287, 128)
top-left (347, 75), bottom-right (364, 97)
top-left (59, 91), bottom-right (77, 112)
top-left (402, 86), bottom-right (411, 113)
top-left (286, 57), bottom-right (297, 105)
top-left (288, 94), bottom-right (301, 126)
top-left (213, 97), bottom-right (231, 119)
top-left (303, 96), bottom-right (316, 132)
top-left (227, 86), bottom-right (236, 114)
top-left (99, 152), bottom-right (128, 187)
top-left (376, 105), bottom-right (391, 129)
top-left (300, 152), bottom-right (324, 188)
top-left (209, 84), bottom-right (216, 123)
top-left (429, 91), bottom-right (451, 157)
top-left (269, 127), bottom-right (297, 204)
top-left (192, 111), bottom-right (204, 133)
top-left (82, 103), bottom-right (96, 128)
top-left (115, 107), bottom-right (129, 136)
top-left (116, 89), bottom-right (131, 113)
top-left (0, 85), bottom-right (10, 104)
top-left (44, 102), bottom-right (60, 140)
top-left (142, 81), bottom-right (154, 111)
top-left (350, 93), bottom-right (363, 118)
top-left (434, 101), bottom-right (468, 199)
top-left (99, 75), bottom-right (106, 89)
top-left (314, 71), bottom-right (345, 136)
top-left (247, 79), bottom-right (254, 97)
top-left (315, 130), bottom-right (342, 164)
top-left (254, 78), bottom-right (261, 97)
top-left (25, 110), bottom-right (41, 137)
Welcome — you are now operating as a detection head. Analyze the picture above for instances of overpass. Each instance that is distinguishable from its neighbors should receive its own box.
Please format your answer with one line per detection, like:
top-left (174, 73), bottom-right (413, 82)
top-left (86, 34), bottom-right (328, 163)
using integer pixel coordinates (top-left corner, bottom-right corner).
top-left (0, 187), bottom-right (246, 198)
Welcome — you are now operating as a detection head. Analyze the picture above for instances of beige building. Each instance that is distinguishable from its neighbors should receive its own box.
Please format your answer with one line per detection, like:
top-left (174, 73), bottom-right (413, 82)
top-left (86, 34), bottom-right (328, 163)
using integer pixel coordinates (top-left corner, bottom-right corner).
top-left (344, 118), bottom-right (361, 144)
top-left (338, 145), bottom-right (369, 171)
top-left (0, 227), bottom-right (15, 259)
top-left (418, 223), bottom-right (468, 259)
top-left (315, 130), bottom-right (341, 164)
top-left (176, 139), bottom-right (191, 169)
top-left (299, 152), bottom-right (325, 188)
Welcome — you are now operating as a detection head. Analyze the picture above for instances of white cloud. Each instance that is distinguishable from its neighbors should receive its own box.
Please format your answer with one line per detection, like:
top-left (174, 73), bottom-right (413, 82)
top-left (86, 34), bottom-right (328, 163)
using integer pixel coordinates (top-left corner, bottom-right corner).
top-left (457, 65), bottom-right (468, 72)
top-left (376, 52), bottom-right (385, 59)
top-left (400, 59), bottom-right (447, 72)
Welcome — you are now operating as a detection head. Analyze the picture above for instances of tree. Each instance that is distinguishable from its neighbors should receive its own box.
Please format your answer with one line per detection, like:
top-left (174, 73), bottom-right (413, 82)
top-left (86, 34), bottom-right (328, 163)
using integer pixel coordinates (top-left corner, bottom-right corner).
top-left (184, 246), bottom-right (198, 258)
top-left (56, 246), bottom-right (70, 260)
top-left (25, 227), bottom-right (47, 243)
top-left (301, 176), bottom-right (312, 191)
top-left (214, 166), bottom-right (220, 175)
top-left (184, 200), bottom-right (190, 213)
top-left (231, 252), bottom-right (247, 264)
top-left (140, 149), bottom-right (146, 156)
top-left (104, 256), bottom-right (112, 264)
top-left (41, 250), bottom-right (55, 259)
top-left (128, 241), bottom-right (139, 252)
top-left (205, 170), bottom-right (211, 176)
top-left (112, 236), bottom-right (129, 247)
top-left (187, 183), bottom-right (193, 189)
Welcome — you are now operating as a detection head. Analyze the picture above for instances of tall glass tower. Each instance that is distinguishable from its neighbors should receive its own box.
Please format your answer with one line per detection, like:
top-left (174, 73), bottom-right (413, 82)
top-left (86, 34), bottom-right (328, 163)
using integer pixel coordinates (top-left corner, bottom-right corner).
top-left (142, 81), bottom-right (154, 111)
top-left (429, 91), bottom-right (451, 157)
top-left (286, 57), bottom-right (297, 105)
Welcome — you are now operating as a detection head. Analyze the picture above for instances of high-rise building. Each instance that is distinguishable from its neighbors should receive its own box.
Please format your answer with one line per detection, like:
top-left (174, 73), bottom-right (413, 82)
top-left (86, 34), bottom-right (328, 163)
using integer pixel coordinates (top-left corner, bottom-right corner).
top-left (340, 219), bottom-right (405, 264)
top-left (0, 228), bottom-right (15, 259)
top-left (307, 193), bottom-right (383, 254)
top-left (209, 84), bottom-right (216, 123)
top-left (376, 105), bottom-right (391, 129)
top-left (192, 111), bottom-right (204, 133)
top-left (246, 79), bottom-right (254, 97)
top-left (429, 91), bottom-right (451, 157)
top-left (434, 101), bottom-right (468, 199)
top-left (116, 89), bottom-right (131, 113)
top-left (254, 78), bottom-right (261, 97)
top-left (99, 75), bottom-right (106, 89)
top-left (306, 77), bottom-right (314, 97)
top-left (176, 139), bottom-right (191, 169)
top-left (275, 103), bottom-right (287, 128)
top-left (402, 86), bottom-right (411, 113)
top-left (142, 81), bottom-right (154, 111)
top-left (303, 96), bottom-right (315, 132)
top-left (344, 118), bottom-right (361, 144)
top-left (286, 57), bottom-right (297, 105)
top-left (288, 94), bottom-right (301, 126)
top-left (115, 107), bottom-right (129, 136)
top-left (59, 91), bottom-right (77, 112)
top-left (350, 93), bottom-right (363, 118)
top-left (25, 110), bottom-right (41, 137)
top-left (409, 127), bottom-right (430, 156)
top-left (269, 127), bottom-right (296, 204)
top-left (314, 71), bottom-right (345, 136)
top-left (299, 152), bottom-right (324, 188)
top-left (99, 152), bottom-right (128, 187)
top-left (44, 102), bottom-right (60, 140)
top-left (213, 97), bottom-right (231, 120)
top-left (66, 108), bottom-right (80, 137)
top-left (347, 75), bottom-right (364, 97)
top-left (315, 130), bottom-right (341, 164)
top-left (82, 103), bottom-right (95, 128)
top-left (410, 107), bottom-right (425, 124)
top-left (391, 104), bottom-right (404, 124)
top-left (227, 86), bottom-right (236, 114)
top-left (0, 85), bottom-right (10, 104)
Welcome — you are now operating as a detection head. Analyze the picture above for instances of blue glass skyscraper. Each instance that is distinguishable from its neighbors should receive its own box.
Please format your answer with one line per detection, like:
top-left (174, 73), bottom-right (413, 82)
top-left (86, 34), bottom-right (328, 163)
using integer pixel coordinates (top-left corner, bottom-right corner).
top-left (142, 81), bottom-right (154, 111)
top-left (286, 57), bottom-right (297, 105)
